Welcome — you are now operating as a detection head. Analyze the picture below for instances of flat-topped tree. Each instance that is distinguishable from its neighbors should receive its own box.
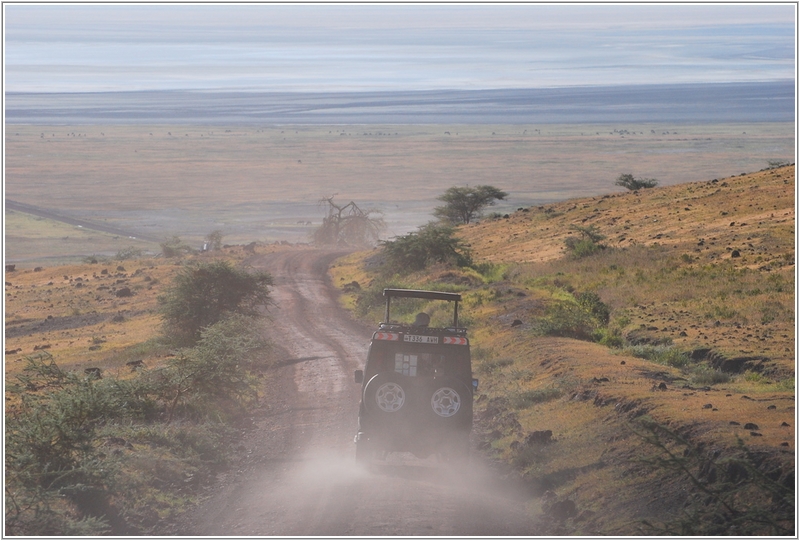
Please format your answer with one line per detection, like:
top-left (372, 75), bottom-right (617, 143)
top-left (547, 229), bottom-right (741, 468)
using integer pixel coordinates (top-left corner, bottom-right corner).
top-left (433, 185), bottom-right (508, 225)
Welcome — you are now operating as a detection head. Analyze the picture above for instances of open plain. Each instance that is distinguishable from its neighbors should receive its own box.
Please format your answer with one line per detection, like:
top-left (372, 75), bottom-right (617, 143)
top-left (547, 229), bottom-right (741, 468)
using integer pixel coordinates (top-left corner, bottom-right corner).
top-left (5, 121), bottom-right (794, 265)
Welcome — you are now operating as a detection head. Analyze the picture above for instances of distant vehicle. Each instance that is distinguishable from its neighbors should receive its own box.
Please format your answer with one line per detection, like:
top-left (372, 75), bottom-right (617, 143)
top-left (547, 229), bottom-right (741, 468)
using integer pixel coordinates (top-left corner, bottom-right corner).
top-left (354, 288), bottom-right (477, 463)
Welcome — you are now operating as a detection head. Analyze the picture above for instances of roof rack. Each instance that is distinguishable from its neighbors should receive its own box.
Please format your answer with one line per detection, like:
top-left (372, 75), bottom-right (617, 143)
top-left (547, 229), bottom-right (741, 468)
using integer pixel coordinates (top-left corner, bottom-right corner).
top-left (382, 288), bottom-right (462, 328)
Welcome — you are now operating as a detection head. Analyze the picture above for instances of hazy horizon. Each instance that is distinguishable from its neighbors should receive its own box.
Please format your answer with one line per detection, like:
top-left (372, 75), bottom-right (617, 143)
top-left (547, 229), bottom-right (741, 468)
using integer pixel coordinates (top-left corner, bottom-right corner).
top-left (4, 4), bottom-right (795, 94)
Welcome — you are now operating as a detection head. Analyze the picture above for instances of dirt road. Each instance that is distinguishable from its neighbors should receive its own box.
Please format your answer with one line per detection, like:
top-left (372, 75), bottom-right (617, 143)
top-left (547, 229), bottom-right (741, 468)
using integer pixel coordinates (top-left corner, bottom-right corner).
top-left (177, 248), bottom-right (536, 536)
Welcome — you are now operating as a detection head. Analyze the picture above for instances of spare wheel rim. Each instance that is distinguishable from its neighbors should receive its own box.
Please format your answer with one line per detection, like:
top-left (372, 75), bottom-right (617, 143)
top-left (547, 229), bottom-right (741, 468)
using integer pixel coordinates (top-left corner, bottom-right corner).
top-left (432, 387), bottom-right (461, 417)
top-left (376, 382), bottom-right (405, 412)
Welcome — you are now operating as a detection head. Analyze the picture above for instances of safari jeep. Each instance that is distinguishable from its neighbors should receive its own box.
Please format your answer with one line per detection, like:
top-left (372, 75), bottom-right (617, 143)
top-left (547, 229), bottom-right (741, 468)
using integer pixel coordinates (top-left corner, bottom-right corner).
top-left (354, 288), bottom-right (477, 463)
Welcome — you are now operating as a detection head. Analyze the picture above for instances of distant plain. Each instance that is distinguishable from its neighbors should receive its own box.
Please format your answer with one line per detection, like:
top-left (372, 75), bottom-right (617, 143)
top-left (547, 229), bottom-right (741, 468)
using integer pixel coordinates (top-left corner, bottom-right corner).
top-left (5, 119), bottom-right (793, 265)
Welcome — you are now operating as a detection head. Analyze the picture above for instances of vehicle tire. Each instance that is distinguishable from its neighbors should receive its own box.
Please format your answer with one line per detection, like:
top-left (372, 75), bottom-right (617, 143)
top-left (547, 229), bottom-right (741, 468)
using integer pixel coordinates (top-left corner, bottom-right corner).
top-left (363, 372), bottom-right (411, 418)
top-left (424, 377), bottom-right (472, 427)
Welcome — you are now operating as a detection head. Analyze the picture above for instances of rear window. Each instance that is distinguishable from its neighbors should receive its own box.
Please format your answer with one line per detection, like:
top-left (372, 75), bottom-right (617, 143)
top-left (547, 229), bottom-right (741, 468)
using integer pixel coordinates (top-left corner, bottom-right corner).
top-left (367, 341), bottom-right (470, 380)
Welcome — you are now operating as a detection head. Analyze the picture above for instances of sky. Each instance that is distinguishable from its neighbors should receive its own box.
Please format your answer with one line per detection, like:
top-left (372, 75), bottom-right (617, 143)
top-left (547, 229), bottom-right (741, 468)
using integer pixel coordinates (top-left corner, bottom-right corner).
top-left (3, 3), bottom-right (796, 93)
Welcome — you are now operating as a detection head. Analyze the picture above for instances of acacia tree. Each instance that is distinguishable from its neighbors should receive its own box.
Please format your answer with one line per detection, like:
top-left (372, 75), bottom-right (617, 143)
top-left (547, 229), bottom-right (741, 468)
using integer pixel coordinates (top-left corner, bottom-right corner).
top-left (433, 185), bottom-right (509, 224)
top-left (615, 173), bottom-right (659, 190)
top-left (313, 196), bottom-right (385, 247)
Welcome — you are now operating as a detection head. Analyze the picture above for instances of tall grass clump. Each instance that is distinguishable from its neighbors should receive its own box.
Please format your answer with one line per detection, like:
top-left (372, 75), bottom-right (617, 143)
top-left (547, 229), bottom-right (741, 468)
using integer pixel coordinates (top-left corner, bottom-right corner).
top-left (623, 344), bottom-right (691, 369)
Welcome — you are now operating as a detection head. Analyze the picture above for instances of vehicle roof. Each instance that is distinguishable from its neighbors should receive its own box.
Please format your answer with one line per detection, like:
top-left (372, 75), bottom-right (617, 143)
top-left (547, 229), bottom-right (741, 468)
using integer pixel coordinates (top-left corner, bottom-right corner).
top-left (383, 288), bottom-right (462, 302)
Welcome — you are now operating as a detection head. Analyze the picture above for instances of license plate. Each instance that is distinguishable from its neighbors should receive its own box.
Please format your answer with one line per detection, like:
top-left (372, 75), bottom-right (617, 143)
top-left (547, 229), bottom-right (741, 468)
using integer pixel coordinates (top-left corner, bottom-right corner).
top-left (404, 334), bottom-right (439, 344)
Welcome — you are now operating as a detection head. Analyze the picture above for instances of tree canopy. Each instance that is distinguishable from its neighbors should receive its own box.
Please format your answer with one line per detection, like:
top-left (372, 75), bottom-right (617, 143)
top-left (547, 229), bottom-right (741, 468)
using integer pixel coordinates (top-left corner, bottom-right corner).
top-left (615, 173), bottom-right (659, 191)
top-left (433, 185), bottom-right (508, 224)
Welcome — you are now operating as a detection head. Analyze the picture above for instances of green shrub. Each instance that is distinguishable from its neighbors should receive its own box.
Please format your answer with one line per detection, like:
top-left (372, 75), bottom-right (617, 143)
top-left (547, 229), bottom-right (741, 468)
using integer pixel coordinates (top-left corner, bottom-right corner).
top-left (624, 344), bottom-right (691, 369)
top-left (534, 292), bottom-right (610, 341)
top-left (689, 365), bottom-right (731, 386)
top-left (534, 301), bottom-right (597, 339)
top-left (593, 327), bottom-right (624, 348)
top-left (380, 222), bottom-right (472, 273)
top-left (158, 260), bottom-right (272, 346)
top-left (160, 235), bottom-right (194, 258)
top-left (564, 224), bottom-right (607, 258)
top-left (615, 173), bottom-right (659, 190)
top-left (159, 315), bottom-right (268, 421)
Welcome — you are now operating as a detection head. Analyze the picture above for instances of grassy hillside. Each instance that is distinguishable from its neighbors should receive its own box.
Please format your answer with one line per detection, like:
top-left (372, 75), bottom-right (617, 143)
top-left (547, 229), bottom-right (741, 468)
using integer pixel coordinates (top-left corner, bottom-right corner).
top-left (330, 165), bottom-right (795, 534)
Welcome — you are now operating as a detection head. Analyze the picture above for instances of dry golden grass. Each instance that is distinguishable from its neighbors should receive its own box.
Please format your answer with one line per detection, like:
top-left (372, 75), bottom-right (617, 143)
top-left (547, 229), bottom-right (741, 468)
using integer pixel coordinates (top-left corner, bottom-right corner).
top-left (466, 165), bottom-right (795, 374)
top-left (3, 244), bottom-right (282, 380)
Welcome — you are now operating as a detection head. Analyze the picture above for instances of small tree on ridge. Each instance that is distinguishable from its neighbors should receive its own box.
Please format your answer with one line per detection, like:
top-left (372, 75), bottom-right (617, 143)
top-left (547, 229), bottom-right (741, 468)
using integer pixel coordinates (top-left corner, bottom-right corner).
top-left (433, 185), bottom-right (509, 224)
top-left (616, 173), bottom-right (659, 191)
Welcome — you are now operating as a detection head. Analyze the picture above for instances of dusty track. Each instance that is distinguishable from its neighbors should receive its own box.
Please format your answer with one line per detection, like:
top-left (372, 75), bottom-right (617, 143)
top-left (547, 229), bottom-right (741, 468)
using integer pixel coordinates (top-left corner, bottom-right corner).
top-left (177, 247), bottom-right (536, 536)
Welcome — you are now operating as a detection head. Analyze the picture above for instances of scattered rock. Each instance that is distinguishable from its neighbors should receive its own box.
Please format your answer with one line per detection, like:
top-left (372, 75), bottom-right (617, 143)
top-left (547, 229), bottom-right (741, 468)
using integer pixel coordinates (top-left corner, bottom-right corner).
top-left (658, 382), bottom-right (667, 391)
top-left (343, 281), bottom-right (361, 293)
top-left (126, 359), bottom-right (145, 371)
top-left (702, 403), bottom-right (713, 409)
top-left (744, 423), bottom-right (759, 430)
top-left (767, 405), bottom-right (777, 410)
top-left (511, 319), bottom-right (523, 327)
top-left (749, 431), bottom-right (762, 437)
top-left (729, 421), bottom-right (740, 426)
top-left (781, 422), bottom-right (790, 427)
top-left (84, 367), bottom-right (102, 379)
top-left (115, 287), bottom-right (133, 298)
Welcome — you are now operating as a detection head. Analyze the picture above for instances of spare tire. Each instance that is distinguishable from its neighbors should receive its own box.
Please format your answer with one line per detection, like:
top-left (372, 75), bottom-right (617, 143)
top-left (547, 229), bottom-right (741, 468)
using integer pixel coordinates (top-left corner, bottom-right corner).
top-left (363, 372), bottom-right (412, 418)
top-left (424, 377), bottom-right (472, 427)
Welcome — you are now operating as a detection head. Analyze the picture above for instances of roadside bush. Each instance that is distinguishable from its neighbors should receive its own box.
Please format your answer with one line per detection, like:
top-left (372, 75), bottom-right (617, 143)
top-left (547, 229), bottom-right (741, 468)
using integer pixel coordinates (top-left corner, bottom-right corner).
top-left (6, 313), bottom-right (269, 535)
top-left (159, 315), bottom-right (268, 421)
top-left (533, 290), bottom-right (611, 341)
top-left (158, 260), bottom-right (272, 346)
top-left (533, 301), bottom-right (598, 340)
top-left (160, 235), bottom-right (194, 258)
top-left (5, 354), bottom-right (146, 535)
top-left (380, 222), bottom-right (472, 274)
top-left (564, 224), bottom-right (606, 258)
